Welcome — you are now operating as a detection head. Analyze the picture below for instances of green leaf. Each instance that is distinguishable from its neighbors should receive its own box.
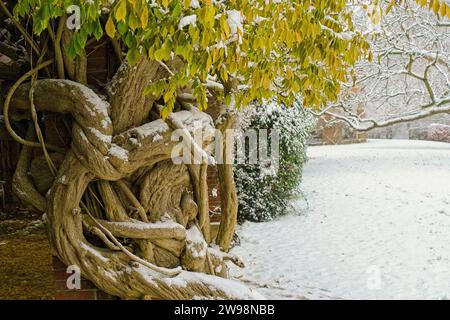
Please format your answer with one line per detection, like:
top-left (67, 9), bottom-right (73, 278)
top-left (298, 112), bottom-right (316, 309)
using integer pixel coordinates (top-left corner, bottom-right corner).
top-left (115, 0), bottom-right (127, 21)
top-left (126, 47), bottom-right (140, 65)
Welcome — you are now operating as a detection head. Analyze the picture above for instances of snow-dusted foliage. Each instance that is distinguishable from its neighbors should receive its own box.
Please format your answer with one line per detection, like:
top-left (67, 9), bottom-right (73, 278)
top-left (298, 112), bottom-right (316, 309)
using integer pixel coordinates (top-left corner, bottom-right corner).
top-left (234, 102), bottom-right (315, 222)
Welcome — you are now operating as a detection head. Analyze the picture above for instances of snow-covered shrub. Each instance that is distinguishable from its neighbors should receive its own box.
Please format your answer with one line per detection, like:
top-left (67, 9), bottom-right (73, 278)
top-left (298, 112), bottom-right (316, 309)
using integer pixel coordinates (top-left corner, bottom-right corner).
top-left (235, 102), bottom-right (315, 222)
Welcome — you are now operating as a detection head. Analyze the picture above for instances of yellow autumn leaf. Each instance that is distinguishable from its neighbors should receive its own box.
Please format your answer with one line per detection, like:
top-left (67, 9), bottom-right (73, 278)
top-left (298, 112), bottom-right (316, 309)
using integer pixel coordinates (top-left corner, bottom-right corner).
top-left (128, 13), bottom-right (139, 30)
top-left (386, 0), bottom-right (395, 14)
top-left (440, 2), bottom-right (447, 16)
top-left (105, 16), bottom-right (116, 38)
top-left (447, 5), bottom-right (450, 18)
top-left (160, 107), bottom-right (171, 120)
top-left (291, 80), bottom-right (300, 92)
top-left (115, 0), bottom-right (127, 22)
top-left (140, 5), bottom-right (148, 28)
top-left (286, 69), bottom-right (293, 80)
top-left (262, 75), bottom-right (270, 89)
top-left (371, 6), bottom-right (381, 25)
top-left (433, 0), bottom-right (440, 14)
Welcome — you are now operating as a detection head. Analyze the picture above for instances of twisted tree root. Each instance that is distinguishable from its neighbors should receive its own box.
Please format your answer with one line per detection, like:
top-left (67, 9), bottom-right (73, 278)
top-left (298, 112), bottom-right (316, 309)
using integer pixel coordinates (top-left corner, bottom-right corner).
top-left (47, 153), bottom-right (263, 299)
top-left (10, 76), bottom-right (261, 300)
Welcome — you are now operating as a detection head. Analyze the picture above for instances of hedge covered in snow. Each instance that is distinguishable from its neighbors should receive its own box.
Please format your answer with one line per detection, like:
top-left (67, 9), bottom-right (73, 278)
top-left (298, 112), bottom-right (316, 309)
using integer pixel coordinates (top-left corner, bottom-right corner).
top-left (235, 102), bottom-right (315, 222)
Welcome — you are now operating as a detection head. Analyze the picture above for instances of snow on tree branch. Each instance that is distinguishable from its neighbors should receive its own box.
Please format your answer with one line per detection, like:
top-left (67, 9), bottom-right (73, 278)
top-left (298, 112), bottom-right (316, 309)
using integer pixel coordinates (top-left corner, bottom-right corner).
top-left (319, 1), bottom-right (450, 131)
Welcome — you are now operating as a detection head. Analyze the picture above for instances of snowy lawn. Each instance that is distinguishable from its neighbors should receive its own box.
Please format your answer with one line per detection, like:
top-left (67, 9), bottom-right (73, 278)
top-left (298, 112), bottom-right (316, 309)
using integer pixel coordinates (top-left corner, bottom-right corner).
top-left (230, 139), bottom-right (450, 299)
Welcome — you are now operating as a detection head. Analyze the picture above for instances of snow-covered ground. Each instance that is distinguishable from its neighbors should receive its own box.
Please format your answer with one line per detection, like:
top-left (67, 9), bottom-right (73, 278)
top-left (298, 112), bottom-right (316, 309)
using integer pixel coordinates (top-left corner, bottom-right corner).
top-left (230, 139), bottom-right (450, 299)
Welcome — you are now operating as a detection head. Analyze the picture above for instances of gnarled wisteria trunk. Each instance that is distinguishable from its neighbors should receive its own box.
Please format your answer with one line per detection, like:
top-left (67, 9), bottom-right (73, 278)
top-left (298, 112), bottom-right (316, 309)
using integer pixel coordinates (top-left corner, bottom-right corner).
top-left (7, 57), bottom-right (261, 299)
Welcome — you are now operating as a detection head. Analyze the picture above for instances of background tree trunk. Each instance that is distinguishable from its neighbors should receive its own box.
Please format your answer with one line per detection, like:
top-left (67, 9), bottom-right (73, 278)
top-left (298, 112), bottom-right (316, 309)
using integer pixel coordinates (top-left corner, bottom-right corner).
top-left (216, 114), bottom-right (238, 252)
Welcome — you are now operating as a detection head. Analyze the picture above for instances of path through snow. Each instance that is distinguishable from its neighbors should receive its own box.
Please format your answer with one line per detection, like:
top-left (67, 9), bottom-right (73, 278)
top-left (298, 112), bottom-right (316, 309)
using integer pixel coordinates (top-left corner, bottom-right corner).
top-left (230, 139), bottom-right (450, 299)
